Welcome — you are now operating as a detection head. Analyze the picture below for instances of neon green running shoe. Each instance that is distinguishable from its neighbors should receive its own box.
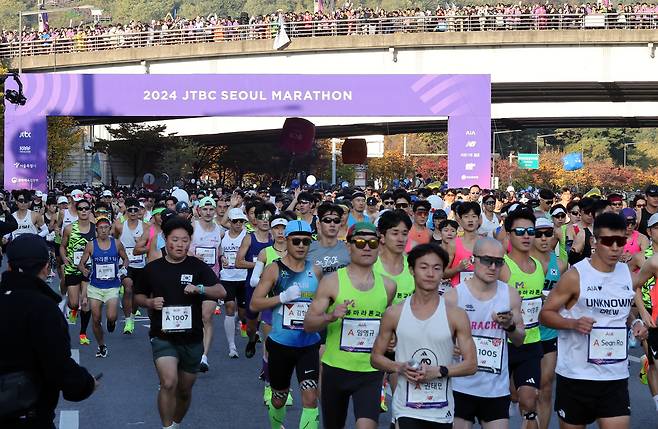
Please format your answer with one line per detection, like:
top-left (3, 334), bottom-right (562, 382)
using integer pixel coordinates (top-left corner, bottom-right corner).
top-left (640, 355), bottom-right (649, 385)
top-left (79, 334), bottom-right (90, 345)
top-left (263, 385), bottom-right (272, 406)
top-left (123, 318), bottom-right (135, 335)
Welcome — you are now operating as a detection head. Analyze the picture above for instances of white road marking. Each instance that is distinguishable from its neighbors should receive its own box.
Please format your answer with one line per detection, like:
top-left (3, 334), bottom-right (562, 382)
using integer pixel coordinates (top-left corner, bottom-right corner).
top-left (71, 349), bottom-right (79, 364)
top-left (58, 410), bottom-right (79, 429)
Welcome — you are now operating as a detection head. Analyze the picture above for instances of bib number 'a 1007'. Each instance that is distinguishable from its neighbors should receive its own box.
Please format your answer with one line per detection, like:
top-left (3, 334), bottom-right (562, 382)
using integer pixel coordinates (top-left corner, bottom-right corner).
top-left (162, 306), bottom-right (192, 332)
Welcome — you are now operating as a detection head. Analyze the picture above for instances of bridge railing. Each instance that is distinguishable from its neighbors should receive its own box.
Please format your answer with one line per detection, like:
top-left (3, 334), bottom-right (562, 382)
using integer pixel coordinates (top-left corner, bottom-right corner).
top-left (1, 13), bottom-right (657, 59)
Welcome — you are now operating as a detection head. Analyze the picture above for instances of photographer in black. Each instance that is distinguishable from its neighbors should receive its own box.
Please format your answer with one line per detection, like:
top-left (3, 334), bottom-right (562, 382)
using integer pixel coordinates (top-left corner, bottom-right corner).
top-left (0, 234), bottom-right (97, 428)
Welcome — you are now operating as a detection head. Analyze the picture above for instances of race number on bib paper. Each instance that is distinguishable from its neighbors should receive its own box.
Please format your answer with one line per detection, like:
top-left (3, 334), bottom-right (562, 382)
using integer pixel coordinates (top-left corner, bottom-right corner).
top-left (195, 247), bottom-right (217, 265)
top-left (460, 271), bottom-right (474, 282)
top-left (406, 378), bottom-right (448, 409)
top-left (282, 301), bottom-right (310, 330)
top-left (473, 335), bottom-right (504, 374)
top-left (125, 247), bottom-right (144, 264)
top-left (521, 297), bottom-right (542, 328)
top-left (339, 318), bottom-right (380, 353)
top-left (73, 251), bottom-right (83, 266)
top-left (96, 263), bottom-right (115, 280)
top-left (162, 306), bottom-right (192, 332)
top-left (588, 327), bottom-right (627, 364)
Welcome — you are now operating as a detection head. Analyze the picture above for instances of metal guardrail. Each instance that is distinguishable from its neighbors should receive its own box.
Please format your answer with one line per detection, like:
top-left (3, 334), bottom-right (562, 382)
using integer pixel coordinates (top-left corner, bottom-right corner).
top-left (1, 13), bottom-right (657, 59)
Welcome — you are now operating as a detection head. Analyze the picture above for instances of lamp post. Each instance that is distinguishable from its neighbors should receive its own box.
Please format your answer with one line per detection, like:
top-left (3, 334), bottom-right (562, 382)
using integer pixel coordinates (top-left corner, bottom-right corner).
top-left (18, 5), bottom-right (97, 74)
top-left (623, 142), bottom-right (637, 168)
top-left (535, 133), bottom-right (563, 154)
top-left (493, 129), bottom-right (522, 188)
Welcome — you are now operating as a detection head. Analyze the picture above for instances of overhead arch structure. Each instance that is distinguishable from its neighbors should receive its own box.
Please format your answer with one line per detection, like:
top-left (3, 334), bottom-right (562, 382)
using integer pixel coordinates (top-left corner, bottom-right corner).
top-left (4, 74), bottom-right (490, 191)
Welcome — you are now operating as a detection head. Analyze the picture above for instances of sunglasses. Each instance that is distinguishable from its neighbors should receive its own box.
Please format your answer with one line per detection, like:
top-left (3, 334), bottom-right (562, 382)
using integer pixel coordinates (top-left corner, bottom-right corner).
top-left (541, 199), bottom-right (554, 205)
top-left (256, 214), bottom-right (271, 221)
top-left (127, 207), bottom-right (139, 213)
top-left (535, 229), bottom-right (554, 238)
top-left (552, 213), bottom-right (566, 219)
top-left (626, 219), bottom-right (636, 226)
top-left (231, 219), bottom-right (245, 224)
top-left (78, 206), bottom-right (91, 212)
top-left (351, 238), bottom-right (380, 249)
top-left (475, 255), bottom-right (505, 268)
top-left (297, 200), bottom-right (311, 205)
top-left (321, 217), bottom-right (341, 224)
top-left (597, 235), bottom-right (627, 247)
top-left (511, 227), bottom-right (536, 236)
top-left (395, 203), bottom-right (409, 209)
top-left (16, 199), bottom-right (27, 203)
top-left (290, 237), bottom-right (312, 246)
top-left (570, 211), bottom-right (581, 216)
top-left (383, 200), bottom-right (395, 205)
top-left (611, 202), bottom-right (623, 206)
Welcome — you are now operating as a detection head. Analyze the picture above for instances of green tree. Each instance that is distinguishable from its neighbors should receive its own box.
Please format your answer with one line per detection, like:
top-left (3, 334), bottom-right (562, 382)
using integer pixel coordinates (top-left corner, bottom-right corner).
top-left (158, 138), bottom-right (225, 182)
top-left (0, 0), bottom-right (28, 30)
top-left (110, 0), bottom-right (177, 23)
top-left (92, 123), bottom-right (173, 186)
top-left (47, 116), bottom-right (83, 179)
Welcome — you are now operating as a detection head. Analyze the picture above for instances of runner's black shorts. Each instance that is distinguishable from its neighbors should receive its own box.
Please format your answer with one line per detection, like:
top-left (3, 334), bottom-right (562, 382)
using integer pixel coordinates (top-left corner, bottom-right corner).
top-left (508, 342), bottom-right (543, 389)
top-left (266, 338), bottom-right (319, 391)
top-left (454, 391), bottom-right (510, 423)
top-left (541, 337), bottom-right (558, 355)
top-left (321, 363), bottom-right (382, 429)
top-left (397, 417), bottom-right (452, 429)
top-left (126, 267), bottom-right (144, 288)
top-left (65, 273), bottom-right (89, 287)
top-left (647, 326), bottom-right (658, 365)
top-left (555, 374), bottom-right (630, 425)
top-left (222, 280), bottom-right (246, 308)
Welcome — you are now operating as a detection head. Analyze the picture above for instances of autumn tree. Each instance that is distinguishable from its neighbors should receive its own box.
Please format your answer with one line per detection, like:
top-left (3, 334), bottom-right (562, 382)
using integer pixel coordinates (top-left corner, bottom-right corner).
top-left (368, 150), bottom-right (413, 187)
top-left (47, 116), bottom-right (84, 179)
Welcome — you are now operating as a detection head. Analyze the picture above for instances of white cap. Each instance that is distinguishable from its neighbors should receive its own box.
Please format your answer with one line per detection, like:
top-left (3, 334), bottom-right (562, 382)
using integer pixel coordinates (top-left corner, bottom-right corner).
top-left (57, 196), bottom-right (68, 205)
top-left (506, 186), bottom-right (515, 193)
top-left (271, 218), bottom-right (288, 228)
top-left (228, 208), bottom-right (248, 221)
top-left (535, 217), bottom-right (554, 229)
top-left (35, 190), bottom-right (43, 198)
top-left (102, 190), bottom-right (113, 197)
top-left (550, 207), bottom-right (566, 216)
top-left (648, 213), bottom-right (658, 228)
top-left (70, 189), bottom-right (84, 202)
top-left (427, 195), bottom-right (444, 210)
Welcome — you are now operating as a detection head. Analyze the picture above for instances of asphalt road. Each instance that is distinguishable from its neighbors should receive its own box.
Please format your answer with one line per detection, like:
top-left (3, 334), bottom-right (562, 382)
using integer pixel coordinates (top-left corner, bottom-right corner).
top-left (52, 303), bottom-right (658, 429)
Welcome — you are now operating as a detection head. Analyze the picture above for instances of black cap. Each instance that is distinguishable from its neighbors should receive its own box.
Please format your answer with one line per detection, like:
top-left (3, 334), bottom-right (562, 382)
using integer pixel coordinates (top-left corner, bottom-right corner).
top-left (646, 184), bottom-right (658, 196)
top-left (366, 197), bottom-right (378, 206)
top-left (175, 201), bottom-right (191, 213)
top-left (7, 234), bottom-right (49, 271)
top-left (539, 189), bottom-right (555, 200)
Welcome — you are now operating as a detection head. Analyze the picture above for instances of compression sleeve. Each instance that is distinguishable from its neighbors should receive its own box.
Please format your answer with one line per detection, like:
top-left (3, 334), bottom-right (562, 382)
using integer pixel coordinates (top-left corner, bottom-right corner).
top-left (250, 261), bottom-right (265, 288)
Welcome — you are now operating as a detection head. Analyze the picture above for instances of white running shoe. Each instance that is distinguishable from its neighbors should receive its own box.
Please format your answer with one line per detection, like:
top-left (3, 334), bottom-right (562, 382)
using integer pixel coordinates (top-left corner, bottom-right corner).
top-left (228, 347), bottom-right (239, 359)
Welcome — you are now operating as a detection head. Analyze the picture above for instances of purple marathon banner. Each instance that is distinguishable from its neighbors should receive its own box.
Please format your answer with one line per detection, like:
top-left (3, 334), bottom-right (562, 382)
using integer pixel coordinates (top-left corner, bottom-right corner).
top-left (4, 74), bottom-right (490, 191)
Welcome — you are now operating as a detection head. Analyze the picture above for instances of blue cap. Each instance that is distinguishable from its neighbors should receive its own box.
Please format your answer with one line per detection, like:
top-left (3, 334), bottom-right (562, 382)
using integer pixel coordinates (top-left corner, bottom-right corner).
top-left (284, 220), bottom-right (312, 237)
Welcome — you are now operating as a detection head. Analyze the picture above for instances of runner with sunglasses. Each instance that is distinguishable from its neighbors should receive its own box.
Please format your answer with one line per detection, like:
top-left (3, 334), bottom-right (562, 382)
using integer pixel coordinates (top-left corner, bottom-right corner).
top-left (631, 212), bottom-right (658, 415)
top-left (304, 222), bottom-right (397, 429)
top-left (236, 203), bottom-right (275, 359)
top-left (530, 218), bottom-right (567, 429)
top-left (249, 215), bottom-right (292, 406)
top-left (445, 237), bottom-right (525, 429)
top-left (637, 185), bottom-right (658, 237)
top-left (479, 194), bottom-right (501, 238)
top-left (114, 197), bottom-right (150, 334)
top-left (549, 205), bottom-right (571, 265)
top-left (308, 204), bottom-right (350, 275)
top-left (499, 207), bottom-right (544, 429)
top-left (250, 220), bottom-right (323, 429)
top-left (190, 196), bottom-right (224, 372)
top-left (541, 212), bottom-right (648, 429)
top-left (372, 243), bottom-right (478, 429)
top-left (10, 189), bottom-right (45, 239)
top-left (219, 208), bottom-right (249, 359)
top-left (60, 199), bottom-right (96, 345)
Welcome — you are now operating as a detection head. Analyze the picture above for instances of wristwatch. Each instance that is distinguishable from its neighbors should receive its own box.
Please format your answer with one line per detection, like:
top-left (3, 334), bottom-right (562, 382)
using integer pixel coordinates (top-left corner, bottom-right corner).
top-left (439, 365), bottom-right (449, 378)
top-left (504, 322), bottom-right (516, 333)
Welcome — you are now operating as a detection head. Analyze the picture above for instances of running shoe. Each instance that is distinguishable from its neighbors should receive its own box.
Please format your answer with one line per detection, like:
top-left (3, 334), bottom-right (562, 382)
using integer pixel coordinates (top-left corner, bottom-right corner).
top-left (285, 390), bottom-right (293, 407)
top-left (640, 354), bottom-right (649, 385)
top-left (68, 309), bottom-right (78, 325)
top-left (255, 332), bottom-right (262, 343)
top-left (79, 334), bottom-right (90, 345)
top-left (123, 318), bottom-right (134, 335)
top-left (245, 340), bottom-right (257, 358)
top-left (263, 385), bottom-right (272, 406)
top-left (134, 309), bottom-right (141, 317)
top-left (240, 322), bottom-right (248, 338)
top-left (199, 361), bottom-right (209, 373)
top-left (380, 380), bottom-right (388, 412)
top-left (228, 347), bottom-right (239, 359)
top-left (214, 306), bottom-right (221, 316)
top-left (96, 344), bottom-right (108, 358)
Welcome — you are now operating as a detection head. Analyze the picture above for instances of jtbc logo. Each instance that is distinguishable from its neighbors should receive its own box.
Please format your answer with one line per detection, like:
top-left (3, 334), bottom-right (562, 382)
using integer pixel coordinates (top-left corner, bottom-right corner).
top-left (19, 131), bottom-right (32, 138)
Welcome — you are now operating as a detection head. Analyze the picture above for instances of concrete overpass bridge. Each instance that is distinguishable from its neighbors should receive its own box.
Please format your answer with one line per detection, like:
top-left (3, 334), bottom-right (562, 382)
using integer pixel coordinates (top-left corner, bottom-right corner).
top-left (7, 26), bottom-right (658, 141)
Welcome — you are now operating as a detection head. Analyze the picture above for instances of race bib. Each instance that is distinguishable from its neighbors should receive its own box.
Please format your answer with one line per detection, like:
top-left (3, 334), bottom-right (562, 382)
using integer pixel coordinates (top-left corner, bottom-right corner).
top-left (73, 251), bottom-right (83, 266)
top-left (339, 318), bottom-right (380, 353)
top-left (195, 247), bottom-right (217, 266)
top-left (282, 301), bottom-right (310, 330)
top-left (96, 263), bottom-right (115, 280)
top-left (460, 271), bottom-right (475, 283)
top-left (473, 335), bottom-right (504, 374)
top-left (521, 297), bottom-right (542, 329)
top-left (226, 252), bottom-right (237, 268)
top-left (406, 378), bottom-right (449, 409)
top-left (588, 327), bottom-right (627, 364)
top-left (162, 306), bottom-right (192, 332)
top-left (125, 247), bottom-right (144, 265)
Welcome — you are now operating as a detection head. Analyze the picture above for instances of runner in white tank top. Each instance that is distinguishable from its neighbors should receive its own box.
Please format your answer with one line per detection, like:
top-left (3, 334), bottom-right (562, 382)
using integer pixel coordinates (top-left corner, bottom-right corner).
top-left (540, 213), bottom-right (649, 428)
top-left (371, 243), bottom-right (477, 429)
top-left (192, 197), bottom-right (224, 372)
top-left (12, 209), bottom-right (38, 239)
top-left (443, 237), bottom-right (525, 429)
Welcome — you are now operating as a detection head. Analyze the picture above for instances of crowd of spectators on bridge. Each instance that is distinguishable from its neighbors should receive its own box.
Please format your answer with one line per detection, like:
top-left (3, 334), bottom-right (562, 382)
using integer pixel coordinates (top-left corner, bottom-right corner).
top-left (1, 2), bottom-right (658, 58)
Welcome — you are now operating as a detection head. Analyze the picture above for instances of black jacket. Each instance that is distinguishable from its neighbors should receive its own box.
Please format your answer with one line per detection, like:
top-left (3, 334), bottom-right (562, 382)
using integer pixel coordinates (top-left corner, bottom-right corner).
top-left (0, 271), bottom-right (95, 426)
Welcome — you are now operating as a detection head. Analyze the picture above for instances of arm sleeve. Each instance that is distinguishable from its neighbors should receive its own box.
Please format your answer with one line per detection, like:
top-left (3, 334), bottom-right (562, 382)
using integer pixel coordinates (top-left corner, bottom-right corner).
top-left (0, 211), bottom-right (18, 236)
top-left (250, 261), bottom-right (265, 288)
top-left (30, 304), bottom-right (95, 402)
